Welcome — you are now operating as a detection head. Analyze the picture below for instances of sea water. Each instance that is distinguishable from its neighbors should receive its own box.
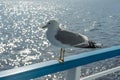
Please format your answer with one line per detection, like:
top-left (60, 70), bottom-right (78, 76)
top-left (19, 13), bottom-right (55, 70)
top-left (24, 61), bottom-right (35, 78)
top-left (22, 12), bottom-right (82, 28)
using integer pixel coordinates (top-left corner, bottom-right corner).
top-left (0, 0), bottom-right (120, 80)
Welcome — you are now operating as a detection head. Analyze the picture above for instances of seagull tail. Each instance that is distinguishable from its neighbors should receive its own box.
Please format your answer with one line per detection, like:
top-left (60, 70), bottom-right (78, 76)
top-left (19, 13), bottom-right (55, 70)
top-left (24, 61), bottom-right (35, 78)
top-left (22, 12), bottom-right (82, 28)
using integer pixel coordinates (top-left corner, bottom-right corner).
top-left (83, 41), bottom-right (102, 48)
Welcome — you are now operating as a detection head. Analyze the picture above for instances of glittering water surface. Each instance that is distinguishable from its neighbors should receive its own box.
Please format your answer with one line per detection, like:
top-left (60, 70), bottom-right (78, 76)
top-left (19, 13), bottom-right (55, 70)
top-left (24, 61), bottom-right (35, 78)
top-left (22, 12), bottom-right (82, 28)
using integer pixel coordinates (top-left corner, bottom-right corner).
top-left (0, 0), bottom-right (120, 80)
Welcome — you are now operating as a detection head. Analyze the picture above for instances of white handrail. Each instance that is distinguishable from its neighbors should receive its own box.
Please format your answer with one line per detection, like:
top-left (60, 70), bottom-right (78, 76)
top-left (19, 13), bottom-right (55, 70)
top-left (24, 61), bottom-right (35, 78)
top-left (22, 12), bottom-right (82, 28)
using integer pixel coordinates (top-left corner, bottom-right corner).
top-left (81, 66), bottom-right (120, 80)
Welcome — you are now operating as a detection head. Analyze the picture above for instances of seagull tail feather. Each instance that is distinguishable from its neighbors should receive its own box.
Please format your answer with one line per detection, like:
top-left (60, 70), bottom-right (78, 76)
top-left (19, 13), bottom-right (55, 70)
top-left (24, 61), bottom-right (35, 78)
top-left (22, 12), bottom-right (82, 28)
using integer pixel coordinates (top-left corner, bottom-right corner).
top-left (74, 41), bottom-right (102, 48)
top-left (83, 41), bottom-right (102, 48)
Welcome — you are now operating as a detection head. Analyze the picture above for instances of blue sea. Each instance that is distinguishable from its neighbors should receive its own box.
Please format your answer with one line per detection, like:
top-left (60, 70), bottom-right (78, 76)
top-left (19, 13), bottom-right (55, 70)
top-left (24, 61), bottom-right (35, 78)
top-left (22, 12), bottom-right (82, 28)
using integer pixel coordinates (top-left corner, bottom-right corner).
top-left (0, 0), bottom-right (120, 80)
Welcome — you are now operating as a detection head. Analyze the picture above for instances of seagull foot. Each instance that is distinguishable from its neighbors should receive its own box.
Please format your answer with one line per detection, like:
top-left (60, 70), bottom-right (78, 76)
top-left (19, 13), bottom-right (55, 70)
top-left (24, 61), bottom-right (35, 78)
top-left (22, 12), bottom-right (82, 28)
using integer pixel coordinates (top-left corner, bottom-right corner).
top-left (57, 58), bottom-right (64, 63)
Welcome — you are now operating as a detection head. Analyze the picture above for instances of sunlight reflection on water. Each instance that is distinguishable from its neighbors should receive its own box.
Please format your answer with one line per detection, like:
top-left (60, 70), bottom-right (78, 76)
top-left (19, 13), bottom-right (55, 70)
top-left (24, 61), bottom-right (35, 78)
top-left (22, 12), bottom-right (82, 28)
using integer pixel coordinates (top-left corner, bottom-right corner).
top-left (0, 1), bottom-right (51, 70)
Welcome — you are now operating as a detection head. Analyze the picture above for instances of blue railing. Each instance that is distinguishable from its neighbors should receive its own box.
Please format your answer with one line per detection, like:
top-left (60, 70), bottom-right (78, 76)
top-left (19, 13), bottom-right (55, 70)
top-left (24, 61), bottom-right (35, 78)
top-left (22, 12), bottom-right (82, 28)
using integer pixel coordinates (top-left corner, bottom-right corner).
top-left (0, 46), bottom-right (120, 80)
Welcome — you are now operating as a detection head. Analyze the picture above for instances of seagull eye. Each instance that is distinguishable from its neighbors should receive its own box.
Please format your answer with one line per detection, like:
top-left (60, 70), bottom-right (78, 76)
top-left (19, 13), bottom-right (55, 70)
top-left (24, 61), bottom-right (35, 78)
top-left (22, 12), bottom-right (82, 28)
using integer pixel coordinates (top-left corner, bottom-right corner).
top-left (48, 22), bottom-right (51, 24)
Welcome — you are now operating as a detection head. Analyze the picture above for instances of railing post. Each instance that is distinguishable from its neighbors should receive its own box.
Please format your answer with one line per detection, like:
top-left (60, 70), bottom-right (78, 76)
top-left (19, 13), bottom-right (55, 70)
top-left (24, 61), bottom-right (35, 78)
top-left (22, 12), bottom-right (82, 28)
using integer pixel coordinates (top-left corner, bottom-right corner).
top-left (66, 67), bottom-right (81, 80)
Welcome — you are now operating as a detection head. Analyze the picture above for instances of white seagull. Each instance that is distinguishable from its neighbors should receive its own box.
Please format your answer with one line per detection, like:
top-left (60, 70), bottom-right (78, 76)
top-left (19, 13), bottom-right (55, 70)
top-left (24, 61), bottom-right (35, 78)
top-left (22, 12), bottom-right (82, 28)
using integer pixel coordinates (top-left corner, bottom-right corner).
top-left (42, 20), bottom-right (102, 63)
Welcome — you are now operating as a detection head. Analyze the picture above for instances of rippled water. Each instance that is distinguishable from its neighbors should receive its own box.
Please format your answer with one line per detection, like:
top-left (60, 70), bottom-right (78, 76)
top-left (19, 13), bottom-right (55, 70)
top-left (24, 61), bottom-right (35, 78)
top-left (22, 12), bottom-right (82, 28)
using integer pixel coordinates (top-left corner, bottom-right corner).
top-left (0, 0), bottom-right (120, 80)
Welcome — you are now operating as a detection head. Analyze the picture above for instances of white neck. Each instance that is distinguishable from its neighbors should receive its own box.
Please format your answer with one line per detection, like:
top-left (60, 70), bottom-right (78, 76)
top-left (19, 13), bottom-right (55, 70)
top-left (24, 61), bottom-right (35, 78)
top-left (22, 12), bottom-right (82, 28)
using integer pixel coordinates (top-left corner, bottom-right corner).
top-left (47, 25), bottom-right (60, 33)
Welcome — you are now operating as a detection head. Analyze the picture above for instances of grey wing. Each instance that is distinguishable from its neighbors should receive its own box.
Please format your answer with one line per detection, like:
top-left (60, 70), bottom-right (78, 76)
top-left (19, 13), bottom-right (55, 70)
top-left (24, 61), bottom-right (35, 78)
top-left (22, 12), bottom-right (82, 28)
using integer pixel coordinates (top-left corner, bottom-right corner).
top-left (55, 30), bottom-right (88, 46)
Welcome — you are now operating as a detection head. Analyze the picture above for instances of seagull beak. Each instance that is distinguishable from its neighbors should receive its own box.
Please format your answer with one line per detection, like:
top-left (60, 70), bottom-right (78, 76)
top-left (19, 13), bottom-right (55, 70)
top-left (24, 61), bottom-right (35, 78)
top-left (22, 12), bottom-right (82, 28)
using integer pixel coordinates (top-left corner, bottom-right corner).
top-left (42, 25), bottom-right (47, 29)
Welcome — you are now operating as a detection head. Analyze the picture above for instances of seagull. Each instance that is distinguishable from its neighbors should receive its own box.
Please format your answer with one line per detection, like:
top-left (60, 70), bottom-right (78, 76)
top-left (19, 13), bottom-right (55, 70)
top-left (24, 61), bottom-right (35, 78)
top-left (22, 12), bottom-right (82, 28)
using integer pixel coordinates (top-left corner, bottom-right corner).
top-left (42, 20), bottom-right (102, 63)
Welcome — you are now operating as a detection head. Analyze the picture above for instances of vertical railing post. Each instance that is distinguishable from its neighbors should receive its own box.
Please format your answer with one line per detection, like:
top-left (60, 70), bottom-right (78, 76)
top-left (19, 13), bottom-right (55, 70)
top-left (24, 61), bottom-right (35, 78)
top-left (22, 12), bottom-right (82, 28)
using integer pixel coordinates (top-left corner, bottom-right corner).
top-left (66, 67), bottom-right (81, 80)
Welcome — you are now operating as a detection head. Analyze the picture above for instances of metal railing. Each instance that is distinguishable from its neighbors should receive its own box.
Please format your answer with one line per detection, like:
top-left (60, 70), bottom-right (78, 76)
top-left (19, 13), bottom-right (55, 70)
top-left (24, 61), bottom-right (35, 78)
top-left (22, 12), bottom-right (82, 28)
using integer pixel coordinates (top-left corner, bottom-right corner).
top-left (81, 66), bottom-right (120, 80)
top-left (0, 46), bottom-right (120, 80)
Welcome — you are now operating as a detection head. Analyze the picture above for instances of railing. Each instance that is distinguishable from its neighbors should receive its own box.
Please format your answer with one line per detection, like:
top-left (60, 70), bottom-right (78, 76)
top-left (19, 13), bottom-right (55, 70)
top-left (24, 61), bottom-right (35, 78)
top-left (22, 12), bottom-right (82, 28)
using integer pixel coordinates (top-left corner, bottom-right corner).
top-left (0, 46), bottom-right (120, 80)
top-left (81, 66), bottom-right (120, 80)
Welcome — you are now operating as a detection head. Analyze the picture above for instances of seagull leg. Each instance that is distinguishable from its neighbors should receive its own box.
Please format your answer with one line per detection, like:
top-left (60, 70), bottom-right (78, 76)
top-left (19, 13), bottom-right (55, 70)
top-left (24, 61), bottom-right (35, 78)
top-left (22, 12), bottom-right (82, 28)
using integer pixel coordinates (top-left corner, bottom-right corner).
top-left (60, 48), bottom-right (62, 59)
top-left (62, 49), bottom-right (65, 62)
top-left (57, 48), bottom-right (64, 63)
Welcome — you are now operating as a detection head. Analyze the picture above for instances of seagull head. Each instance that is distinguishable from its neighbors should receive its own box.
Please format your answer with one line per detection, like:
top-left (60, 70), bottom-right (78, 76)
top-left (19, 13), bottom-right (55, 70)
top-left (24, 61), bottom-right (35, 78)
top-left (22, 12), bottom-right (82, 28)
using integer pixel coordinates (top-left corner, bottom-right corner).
top-left (42, 20), bottom-right (60, 30)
